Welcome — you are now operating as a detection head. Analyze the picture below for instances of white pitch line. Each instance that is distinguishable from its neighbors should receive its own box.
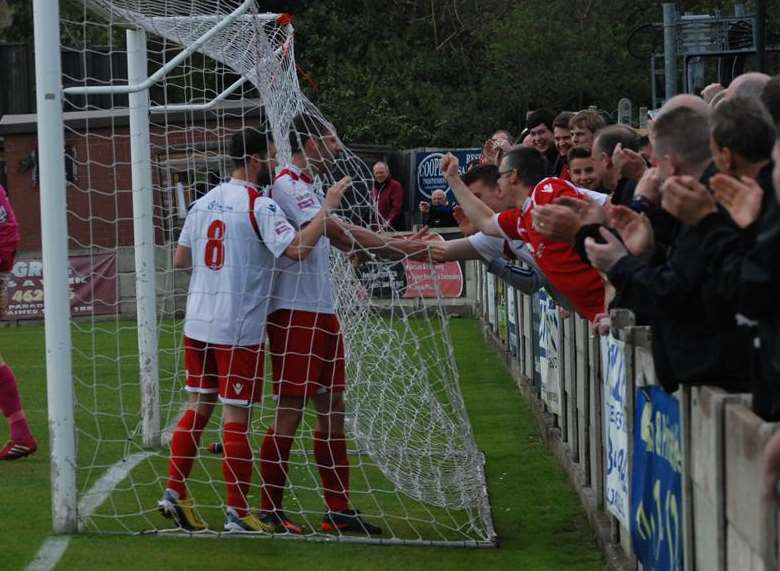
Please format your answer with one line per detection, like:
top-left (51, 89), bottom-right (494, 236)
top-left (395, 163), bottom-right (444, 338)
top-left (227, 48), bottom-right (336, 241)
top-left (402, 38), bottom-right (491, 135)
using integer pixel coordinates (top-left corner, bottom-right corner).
top-left (27, 419), bottom-right (179, 571)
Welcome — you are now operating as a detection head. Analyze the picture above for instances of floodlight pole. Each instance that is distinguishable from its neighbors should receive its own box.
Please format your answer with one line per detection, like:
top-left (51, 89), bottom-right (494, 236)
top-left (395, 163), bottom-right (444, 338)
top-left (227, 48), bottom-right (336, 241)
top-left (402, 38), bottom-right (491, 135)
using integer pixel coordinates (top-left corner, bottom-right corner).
top-left (32, 0), bottom-right (78, 533)
top-left (127, 28), bottom-right (161, 449)
top-left (755, 0), bottom-right (767, 72)
top-left (663, 3), bottom-right (679, 100)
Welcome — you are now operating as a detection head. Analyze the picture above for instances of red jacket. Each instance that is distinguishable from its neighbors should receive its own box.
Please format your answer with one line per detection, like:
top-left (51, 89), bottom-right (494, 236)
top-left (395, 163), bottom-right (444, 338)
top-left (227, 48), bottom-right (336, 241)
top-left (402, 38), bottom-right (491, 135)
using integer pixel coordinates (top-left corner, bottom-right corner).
top-left (372, 177), bottom-right (405, 230)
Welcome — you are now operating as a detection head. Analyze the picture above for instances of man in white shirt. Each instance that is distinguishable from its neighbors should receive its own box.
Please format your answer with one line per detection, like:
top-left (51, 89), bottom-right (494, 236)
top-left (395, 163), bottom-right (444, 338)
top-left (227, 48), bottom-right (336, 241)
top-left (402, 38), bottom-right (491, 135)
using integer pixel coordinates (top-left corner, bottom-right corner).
top-left (259, 112), bottom-right (426, 536)
top-left (158, 128), bottom-right (346, 534)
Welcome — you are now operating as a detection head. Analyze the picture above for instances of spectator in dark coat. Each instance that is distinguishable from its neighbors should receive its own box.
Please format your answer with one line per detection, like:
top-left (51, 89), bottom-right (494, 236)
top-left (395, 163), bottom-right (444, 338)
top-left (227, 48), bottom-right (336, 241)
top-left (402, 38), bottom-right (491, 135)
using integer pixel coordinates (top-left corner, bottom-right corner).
top-left (419, 189), bottom-right (456, 228)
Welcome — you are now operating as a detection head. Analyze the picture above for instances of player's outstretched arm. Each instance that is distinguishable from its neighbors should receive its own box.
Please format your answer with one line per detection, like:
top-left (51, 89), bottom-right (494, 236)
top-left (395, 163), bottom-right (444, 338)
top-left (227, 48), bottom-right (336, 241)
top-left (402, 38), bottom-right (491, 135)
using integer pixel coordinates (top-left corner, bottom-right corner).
top-left (283, 176), bottom-right (348, 260)
top-left (174, 245), bottom-right (192, 269)
top-left (440, 153), bottom-right (501, 237)
top-left (428, 237), bottom-right (481, 263)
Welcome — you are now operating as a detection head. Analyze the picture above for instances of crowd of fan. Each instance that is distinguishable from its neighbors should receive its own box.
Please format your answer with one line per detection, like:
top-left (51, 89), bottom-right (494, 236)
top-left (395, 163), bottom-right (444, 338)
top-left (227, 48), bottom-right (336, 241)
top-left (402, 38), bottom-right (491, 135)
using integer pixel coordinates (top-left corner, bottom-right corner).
top-left (435, 72), bottom-right (780, 495)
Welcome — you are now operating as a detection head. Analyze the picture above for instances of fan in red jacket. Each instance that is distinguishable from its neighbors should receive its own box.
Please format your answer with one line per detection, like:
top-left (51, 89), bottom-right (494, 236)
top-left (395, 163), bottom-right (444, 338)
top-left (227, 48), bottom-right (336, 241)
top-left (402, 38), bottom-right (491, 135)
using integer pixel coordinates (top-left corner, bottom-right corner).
top-left (372, 161), bottom-right (405, 230)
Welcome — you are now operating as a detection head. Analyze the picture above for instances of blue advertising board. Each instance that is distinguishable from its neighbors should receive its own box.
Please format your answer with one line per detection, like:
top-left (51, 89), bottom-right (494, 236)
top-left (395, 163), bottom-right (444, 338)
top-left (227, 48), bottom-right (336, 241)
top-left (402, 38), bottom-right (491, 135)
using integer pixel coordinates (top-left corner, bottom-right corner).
top-left (631, 386), bottom-right (684, 571)
top-left (414, 148), bottom-right (482, 202)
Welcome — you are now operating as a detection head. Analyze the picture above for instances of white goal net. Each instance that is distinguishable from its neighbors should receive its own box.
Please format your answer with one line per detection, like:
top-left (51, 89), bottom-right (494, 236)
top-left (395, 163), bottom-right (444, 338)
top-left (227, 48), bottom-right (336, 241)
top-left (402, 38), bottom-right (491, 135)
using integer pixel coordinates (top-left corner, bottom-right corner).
top-left (37, 0), bottom-right (495, 546)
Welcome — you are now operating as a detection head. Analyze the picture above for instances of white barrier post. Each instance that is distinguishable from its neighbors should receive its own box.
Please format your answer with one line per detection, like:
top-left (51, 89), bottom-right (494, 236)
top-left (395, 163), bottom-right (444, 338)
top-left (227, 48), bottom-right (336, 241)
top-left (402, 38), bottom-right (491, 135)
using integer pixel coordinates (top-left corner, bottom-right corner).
top-left (127, 29), bottom-right (161, 449)
top-left (32, 0), bottom-right (78, 533)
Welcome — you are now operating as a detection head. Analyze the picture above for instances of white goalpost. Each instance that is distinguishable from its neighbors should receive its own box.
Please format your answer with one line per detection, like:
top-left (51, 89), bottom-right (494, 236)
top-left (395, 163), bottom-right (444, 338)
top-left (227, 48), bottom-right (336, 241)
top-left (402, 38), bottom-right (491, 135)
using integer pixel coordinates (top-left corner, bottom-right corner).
top-left (33, 0), bottom-right (496, 547)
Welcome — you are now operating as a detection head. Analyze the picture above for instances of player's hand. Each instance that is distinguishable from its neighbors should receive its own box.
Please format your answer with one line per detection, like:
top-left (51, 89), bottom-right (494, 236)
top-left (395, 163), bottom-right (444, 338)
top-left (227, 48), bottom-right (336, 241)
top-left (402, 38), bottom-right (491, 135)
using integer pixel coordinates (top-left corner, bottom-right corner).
top-left (532, 204), bottom-right (581, 243)
top-left (591, 312), bottom-right (611, 336)
top-left (419, 201), bottom-right (430, 214)
top-left (554, 196), bottom-right (607, 225)
top-left (634, 167), bottom-right (663, 205)
top-left (710, 174), bottom-right (764, 229)
top-left (608, 206), bottom-right (654, 259)
top-left (453, 205), bottom-right (477, 236)
top-left (405, 225), bottom-right (431, 241)
top-left (426, 241), bottom-right (449, 263)
top-left (325, 176), bottom-right (350, 212)
top-left (349, 250), bottom-right (370, 268)
top-left (661, 175), bottom-right (717, 225)
top-left (701, 82), bottom-right (725, 103)
top-left (440, 153), bottom-right (460, 179)
top-left (612, 143), bottom-right (647, 181)
top-left (584, 227), bottom-right (628, 273)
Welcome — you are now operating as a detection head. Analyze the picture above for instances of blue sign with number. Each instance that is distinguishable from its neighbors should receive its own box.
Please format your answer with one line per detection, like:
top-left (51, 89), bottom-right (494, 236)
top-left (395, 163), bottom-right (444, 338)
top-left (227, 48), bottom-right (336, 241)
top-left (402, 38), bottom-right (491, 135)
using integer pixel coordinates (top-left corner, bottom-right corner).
top-left (631, 386), bottom-right (683, 571)
top-left (414, 149), bottom-right (482, 202)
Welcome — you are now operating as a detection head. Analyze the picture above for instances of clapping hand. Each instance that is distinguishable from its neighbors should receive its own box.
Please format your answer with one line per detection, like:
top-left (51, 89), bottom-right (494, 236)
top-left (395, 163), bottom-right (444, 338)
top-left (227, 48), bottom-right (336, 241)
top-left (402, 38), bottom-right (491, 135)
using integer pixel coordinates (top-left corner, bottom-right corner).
top-left (555, 196), bottom-right (607, 225)
top-left (634, 167), bottom-right (663, 205)
top-left (661, 175), bottom-right (717, 225)
top-left (584, 227), bottom-right (629, 272)
top-left (612, 142), bottom-right (647, 181)
top-left (532, 204), bottom-right (581, 243)
top-left (608, 206), bottom-right (654, 259)
top-left (710, 174), bottom-right (764, 229)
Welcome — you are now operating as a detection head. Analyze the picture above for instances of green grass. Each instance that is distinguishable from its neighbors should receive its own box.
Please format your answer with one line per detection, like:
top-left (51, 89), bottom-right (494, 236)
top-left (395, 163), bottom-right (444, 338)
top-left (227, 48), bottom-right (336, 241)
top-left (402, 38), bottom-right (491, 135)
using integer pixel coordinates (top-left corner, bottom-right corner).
top-left (0, 318), bottom-right (604, 570)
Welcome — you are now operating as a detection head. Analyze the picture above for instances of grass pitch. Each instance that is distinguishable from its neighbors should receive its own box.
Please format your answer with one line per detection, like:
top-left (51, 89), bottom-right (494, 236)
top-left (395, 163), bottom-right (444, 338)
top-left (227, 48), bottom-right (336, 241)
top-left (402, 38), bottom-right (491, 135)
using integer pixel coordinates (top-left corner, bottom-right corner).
top-left (0, 318), bottom-right (603, 570)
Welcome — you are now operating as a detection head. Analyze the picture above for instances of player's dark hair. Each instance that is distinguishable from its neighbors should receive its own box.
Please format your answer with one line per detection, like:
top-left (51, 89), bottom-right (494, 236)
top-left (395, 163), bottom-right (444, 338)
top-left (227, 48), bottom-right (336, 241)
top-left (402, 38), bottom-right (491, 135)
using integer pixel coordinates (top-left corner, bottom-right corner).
top-left (711, 97), bottom-right (776, 163)
top-left (229, 128), bottom-right (271, 169)
top-left (553, 111), bottom-right (575, 130)
top-left (503, 146), bottom-right (547, 187)
top-left (290, 112), bottom-right (334, 154)
top-left (652, 107), bottom-right (711, 167)
top-left (526, 109), bottom-right (554, 132)
top-left (567, 145), bottom-right (592, 162)
top-left (593, 125), bottom-right (640, 157)
top-left (462, 164), bottom-right (499, 187)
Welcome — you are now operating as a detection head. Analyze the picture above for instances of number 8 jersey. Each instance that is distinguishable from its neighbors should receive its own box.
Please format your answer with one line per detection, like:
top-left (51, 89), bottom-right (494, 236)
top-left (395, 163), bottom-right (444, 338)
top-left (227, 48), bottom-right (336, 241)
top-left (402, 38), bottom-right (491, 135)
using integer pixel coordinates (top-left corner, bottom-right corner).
top-left (179, 178), bottom-right (297, 346)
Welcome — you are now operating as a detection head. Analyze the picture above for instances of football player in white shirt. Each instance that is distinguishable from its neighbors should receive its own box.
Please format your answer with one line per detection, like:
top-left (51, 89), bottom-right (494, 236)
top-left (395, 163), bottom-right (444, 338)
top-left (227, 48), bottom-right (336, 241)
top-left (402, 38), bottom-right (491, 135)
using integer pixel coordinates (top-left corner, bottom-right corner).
top-left (158, 128), bottom-right (347, 533)
top-left (259, 113), bottom-right (427, 536)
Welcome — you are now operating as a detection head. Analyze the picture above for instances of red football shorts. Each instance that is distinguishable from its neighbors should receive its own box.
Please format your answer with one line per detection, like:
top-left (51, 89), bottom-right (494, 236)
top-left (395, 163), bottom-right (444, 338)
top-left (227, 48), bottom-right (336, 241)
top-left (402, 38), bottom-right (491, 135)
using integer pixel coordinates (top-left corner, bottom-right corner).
top-left (267, 309), bottom-right (346, 399)
top-left (0, 249), bottom-right (15, 272)
top-left (183, 336), bottom-right (264, 407)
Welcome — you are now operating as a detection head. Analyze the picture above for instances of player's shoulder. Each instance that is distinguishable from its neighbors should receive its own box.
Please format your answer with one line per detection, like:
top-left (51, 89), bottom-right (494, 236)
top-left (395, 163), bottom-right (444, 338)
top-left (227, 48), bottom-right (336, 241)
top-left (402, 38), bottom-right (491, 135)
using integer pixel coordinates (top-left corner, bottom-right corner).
top-left (253, 196), bottom-right (283, 215)
top-left (532, 177), bottom-right (580, 202)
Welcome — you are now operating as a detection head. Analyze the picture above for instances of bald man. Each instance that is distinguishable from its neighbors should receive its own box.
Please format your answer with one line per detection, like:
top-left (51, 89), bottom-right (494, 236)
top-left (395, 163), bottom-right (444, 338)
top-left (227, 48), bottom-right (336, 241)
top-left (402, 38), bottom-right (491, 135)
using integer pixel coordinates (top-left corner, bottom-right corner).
top-left (419, 189), bottom-right (457, 227)
top-left (726, 72), bottom-right (771, 101)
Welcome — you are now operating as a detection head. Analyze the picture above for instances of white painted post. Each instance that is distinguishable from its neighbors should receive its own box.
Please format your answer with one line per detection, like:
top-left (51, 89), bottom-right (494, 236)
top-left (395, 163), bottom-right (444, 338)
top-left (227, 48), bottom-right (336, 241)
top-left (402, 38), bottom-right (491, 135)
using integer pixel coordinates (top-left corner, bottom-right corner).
top-left (32, 0), bottom-right (78, 533)
top-left (127, 29), bottom-right (161, 449)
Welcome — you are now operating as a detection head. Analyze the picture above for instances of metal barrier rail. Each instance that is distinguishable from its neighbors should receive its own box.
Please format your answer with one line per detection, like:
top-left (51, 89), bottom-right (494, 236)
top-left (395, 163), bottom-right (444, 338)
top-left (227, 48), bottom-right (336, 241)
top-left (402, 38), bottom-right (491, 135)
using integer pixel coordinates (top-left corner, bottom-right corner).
top-left (469, 260), bottom-right (779, 571)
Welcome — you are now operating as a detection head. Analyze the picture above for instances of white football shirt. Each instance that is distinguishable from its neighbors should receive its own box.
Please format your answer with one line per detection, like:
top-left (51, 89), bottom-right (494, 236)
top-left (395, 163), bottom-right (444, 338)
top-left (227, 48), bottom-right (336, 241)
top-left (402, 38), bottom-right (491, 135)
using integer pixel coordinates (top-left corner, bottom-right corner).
top-left (179, 178), bottom-right (296, 345)
top-left (268, 164), bottom-right (337, 314)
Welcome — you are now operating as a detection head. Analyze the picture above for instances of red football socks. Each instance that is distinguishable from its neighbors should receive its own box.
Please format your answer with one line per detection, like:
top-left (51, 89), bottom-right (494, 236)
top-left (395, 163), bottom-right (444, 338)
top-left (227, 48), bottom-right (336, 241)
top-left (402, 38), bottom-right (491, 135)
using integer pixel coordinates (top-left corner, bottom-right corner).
top-left (222, 422), bottom-right (253, 517)
top-left (259, 427), bottom-right (294, 512)
top-left (0, 364), bottom-right (32, 443)
top-left (314, 431), bottom-right (350, 513)
top-left (166, 409), bottom-right (209, 500)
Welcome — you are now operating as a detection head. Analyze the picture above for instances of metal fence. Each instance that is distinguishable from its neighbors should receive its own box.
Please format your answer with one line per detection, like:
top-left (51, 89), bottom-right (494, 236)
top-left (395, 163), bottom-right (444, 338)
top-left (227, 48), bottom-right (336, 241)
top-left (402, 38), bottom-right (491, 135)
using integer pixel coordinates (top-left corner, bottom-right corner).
top-left (468, 259), bottom-right (778, 571)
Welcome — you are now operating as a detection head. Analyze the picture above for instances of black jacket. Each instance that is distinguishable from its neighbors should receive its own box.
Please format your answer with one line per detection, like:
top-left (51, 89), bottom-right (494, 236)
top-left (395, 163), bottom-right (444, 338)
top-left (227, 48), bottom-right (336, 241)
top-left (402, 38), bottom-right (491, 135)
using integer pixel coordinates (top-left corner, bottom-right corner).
top-left (694, 180), bottom-right (780, 419)
top-left (604, 164), bottom-right (749, 392)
